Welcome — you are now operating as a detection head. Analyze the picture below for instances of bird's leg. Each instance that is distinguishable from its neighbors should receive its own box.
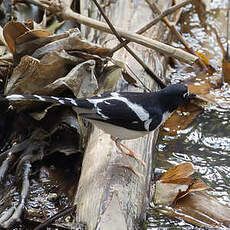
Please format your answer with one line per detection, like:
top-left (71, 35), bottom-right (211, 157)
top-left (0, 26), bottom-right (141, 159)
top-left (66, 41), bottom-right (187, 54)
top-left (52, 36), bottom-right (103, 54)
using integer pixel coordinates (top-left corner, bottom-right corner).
top-left (111, 136), bottom-right (146, 167)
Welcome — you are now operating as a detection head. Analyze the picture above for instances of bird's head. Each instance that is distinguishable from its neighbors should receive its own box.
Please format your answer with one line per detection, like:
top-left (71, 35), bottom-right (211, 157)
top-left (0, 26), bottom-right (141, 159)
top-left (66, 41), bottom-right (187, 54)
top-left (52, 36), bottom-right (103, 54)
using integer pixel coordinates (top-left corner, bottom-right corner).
top-left (160, 84), bottom-right (196, 112)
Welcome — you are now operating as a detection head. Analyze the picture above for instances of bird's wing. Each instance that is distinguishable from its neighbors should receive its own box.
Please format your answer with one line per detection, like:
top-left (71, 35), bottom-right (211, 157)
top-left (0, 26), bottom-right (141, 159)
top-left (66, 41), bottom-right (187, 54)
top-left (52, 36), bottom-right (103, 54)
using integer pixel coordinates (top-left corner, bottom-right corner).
top-left (80, 92), bottom-right (162, 131)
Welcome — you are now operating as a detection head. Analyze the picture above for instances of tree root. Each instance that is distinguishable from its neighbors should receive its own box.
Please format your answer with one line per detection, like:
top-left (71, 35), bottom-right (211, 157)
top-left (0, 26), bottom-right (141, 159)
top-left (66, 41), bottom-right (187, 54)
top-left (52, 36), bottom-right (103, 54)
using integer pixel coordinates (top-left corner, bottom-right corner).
top-left (0, 129), bottom-right (48, 228)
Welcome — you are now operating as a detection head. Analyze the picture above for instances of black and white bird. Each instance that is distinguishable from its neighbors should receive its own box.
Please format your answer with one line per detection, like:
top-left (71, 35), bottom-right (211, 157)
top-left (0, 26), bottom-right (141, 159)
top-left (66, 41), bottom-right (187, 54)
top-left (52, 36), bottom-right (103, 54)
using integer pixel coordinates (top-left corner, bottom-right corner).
top-left (1, 84), bottom-right (196, 165)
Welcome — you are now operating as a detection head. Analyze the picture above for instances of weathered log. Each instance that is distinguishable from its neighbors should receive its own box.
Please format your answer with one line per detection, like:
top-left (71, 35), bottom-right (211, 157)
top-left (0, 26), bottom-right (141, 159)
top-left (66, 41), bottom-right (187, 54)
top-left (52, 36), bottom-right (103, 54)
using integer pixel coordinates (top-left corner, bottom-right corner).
top-left (74, 1), bottom-right (173, 229)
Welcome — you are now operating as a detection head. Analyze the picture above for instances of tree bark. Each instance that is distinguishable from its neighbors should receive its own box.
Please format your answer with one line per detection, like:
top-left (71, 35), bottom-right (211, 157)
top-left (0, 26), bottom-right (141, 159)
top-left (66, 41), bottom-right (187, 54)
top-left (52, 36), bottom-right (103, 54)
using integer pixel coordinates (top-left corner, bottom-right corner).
top-left (74, 1), bottom-right (172, 229)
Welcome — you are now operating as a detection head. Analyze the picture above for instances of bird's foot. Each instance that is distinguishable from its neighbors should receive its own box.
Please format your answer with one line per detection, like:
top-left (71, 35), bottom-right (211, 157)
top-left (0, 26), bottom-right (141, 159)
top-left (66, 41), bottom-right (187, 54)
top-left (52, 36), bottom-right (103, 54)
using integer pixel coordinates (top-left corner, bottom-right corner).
top-left (111, 137), bottom-right (146, 167)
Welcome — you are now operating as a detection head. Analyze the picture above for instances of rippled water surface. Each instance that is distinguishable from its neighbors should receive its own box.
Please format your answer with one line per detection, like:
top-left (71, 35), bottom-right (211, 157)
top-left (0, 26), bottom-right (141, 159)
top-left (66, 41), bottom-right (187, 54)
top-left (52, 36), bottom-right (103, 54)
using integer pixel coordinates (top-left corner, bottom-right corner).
top-left (148, 109), bottom-right (230, 228)
top-left (148, 1), bottom-right (230, 228)
top-left (157, 109), bottom-right (230, 204)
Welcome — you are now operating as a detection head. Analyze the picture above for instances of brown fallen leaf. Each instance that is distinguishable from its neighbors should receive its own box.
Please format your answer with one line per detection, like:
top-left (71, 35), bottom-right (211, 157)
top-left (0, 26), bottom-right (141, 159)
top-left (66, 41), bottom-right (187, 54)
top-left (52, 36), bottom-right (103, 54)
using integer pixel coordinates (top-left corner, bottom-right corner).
top-left (173, 178), bottom-right (210, 203)
top-left (222, 57), bottom-right (230, 84)
top-left (16, 29), bottom-right (51, 45)
top-left (154, 180), bottom-right (189, 205)
top-left (162, 177), bottom-right (193, 184)
top-left (188, 178), bottom-right (210, 192)
top-left (196, 51), bottom-right (216, 73)
top-left (161, 103), bottom-right (203, 136)
top-left (154, 163), bottom-right (209, 206)
top-left (3, 21), bottom-right (29, 53)
top-left (160, 162), bottom-right (194, 182)
top-left (160, 191), bottom-right (230, 228)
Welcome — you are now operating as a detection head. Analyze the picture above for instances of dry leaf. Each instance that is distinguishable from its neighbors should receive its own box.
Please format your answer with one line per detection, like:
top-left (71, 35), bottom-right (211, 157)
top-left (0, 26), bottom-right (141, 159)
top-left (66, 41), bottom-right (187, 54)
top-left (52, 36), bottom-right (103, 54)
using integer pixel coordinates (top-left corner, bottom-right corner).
top-left (196, 51), bottom-right (211, 66)
top-left (188, 178), bottom-right (209, 192)
top-left (3, 21), bottom-right (29, 53)
top-left (154, 163), bottom-right (209, 206)
top-left (5, 52), bottom-right (79, 95)
top-left (222, 58), bottom-right (230, 84)
top-left (31, 29), bottom-right (111, 59)
top-left (43, 60), bottom-right (98, 98)
top-left (16, 30), bottom-right (51, 45)
top-left (154, 180), bottom-right (189, 205)
top-left (162, 177), bottom-right (193, 184)
top-left (159, 191), bottom-right (230, 228)
top-left (173, 178), bottom-right (209, 202)
top-left (160, 162), bottom-right (194, 181)
top-left (162, 103), bottom-right (203, 135)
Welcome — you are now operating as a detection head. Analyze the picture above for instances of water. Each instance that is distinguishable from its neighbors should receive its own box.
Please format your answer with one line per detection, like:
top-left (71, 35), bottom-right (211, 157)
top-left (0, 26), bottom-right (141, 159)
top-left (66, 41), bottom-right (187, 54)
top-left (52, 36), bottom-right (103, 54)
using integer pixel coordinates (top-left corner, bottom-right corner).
top-left (148, 110), bottom-right (230, 228)
top-left (147, 1), bottom-right (230, 228)
top-left (156, 109), bottom-right (230, 205)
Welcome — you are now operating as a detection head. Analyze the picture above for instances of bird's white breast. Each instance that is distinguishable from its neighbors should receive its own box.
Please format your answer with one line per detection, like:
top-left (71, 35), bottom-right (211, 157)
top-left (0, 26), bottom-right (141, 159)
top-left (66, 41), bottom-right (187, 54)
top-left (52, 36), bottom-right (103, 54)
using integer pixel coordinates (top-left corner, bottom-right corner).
top-left (87, 119), bottom-right (148, 140)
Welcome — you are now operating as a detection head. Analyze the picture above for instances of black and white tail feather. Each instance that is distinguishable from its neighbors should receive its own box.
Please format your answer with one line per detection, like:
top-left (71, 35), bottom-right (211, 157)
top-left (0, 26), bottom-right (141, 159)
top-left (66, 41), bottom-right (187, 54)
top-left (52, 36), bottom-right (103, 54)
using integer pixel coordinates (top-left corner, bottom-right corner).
top-left (0, 84), bottom-right (196, 140)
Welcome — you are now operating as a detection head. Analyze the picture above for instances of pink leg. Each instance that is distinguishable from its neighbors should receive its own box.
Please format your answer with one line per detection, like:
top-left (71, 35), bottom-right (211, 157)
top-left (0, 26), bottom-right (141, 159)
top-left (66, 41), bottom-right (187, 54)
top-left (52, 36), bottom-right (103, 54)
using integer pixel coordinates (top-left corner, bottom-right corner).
top-left (111, 136), bottom-right (146, 167)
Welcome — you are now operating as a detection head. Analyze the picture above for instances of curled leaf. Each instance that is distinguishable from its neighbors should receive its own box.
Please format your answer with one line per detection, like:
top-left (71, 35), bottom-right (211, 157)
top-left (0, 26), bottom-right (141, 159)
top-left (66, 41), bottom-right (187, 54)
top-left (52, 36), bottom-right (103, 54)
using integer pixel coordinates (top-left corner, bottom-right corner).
top-left (160, 162), bottom-right (195, 182)
top-left (154, 163), bottom-right (209, 206)
top-left (3, 21), bottom-right (29, 53)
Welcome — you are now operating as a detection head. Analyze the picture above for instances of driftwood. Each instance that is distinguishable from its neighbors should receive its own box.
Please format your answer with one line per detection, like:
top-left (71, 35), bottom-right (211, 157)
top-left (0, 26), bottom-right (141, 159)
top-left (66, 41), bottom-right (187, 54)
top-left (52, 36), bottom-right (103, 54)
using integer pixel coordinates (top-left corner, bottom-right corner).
top-left (74, 1), bottom-right (173, 229)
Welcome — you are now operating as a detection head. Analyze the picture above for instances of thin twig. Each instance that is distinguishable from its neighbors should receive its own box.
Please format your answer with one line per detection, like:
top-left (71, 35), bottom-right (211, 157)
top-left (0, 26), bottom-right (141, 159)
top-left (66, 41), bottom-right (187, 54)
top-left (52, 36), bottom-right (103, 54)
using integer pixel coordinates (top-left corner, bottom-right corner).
top-left (212, 26), bottom-right (225, 55)
top-left (21, 0), bottom-right (198, 65)
top-left (226, 0), bottom-right (230, 60)
top-left (91, 0), bottom-right (166, 88)
top-left (126, 64), bottom-right (152, 92)
top-left (34, 206), bottom-right (76, 230)
top-left (146, 0), bottom-right (207, 70)
top-left (111, 0), bottom-right (192, 54)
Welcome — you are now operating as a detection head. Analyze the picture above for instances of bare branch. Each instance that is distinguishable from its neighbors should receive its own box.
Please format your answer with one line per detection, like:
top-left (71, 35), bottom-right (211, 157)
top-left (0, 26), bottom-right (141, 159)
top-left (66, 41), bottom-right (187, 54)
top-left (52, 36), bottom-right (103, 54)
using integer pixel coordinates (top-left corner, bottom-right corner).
top-left (146, 0), bottom-right (207, 70)
top-left (111, 0), bottom-right (192, 53)
top-left (91, 0), bottom-right (165, 88)
top-left (22, 0), bottom-right (199, 65)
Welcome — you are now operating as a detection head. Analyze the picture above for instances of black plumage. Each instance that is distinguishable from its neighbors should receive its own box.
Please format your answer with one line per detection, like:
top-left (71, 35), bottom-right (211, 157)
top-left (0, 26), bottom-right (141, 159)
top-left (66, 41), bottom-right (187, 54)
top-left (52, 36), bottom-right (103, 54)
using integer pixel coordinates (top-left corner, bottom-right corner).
top-left (2, 84), bottom-right (195, 140)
